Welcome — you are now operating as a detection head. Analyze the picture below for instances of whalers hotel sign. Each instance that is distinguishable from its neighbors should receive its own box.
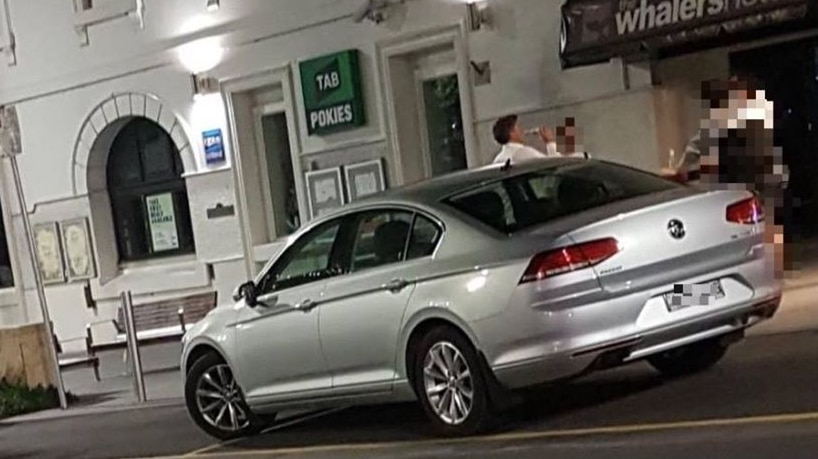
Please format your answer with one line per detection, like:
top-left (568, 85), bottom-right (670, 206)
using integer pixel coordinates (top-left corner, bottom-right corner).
top-left (560, 0), bottom-right (812, 68)
top-left (616, 0), bottom-right (788, 35)
top-left (300, 49), bottom-right (366, 136)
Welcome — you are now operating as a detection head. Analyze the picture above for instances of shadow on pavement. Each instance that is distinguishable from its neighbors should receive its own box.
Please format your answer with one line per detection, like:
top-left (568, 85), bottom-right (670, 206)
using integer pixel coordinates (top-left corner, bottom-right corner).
top-left (69, 391), bottom-right (124, 408)
top-left (501, 371), bottom-right (666, 431)
top-left (221, 367), bottom-right (667, 453)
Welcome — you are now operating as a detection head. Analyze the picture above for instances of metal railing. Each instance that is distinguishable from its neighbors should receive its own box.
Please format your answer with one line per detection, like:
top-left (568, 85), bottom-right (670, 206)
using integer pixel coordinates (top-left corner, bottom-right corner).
top-left (121, 291), bottom-right (146, 403)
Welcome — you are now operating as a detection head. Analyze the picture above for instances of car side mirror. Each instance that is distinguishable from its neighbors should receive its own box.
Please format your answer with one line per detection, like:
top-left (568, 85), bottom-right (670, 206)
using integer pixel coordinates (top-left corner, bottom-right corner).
top-left (236, 281), bottom-right (259, 307)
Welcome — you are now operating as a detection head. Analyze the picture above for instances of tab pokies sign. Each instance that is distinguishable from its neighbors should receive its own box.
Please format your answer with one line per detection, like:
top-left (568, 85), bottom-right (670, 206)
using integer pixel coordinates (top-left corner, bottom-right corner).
top-left (300, 49), bottom-right (366, 136)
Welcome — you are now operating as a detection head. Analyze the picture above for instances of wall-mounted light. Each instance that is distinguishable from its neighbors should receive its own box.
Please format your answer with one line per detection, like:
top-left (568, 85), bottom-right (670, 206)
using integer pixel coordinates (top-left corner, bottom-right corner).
top-left (206, 0), bottom-right (220, 12)
top-left (466, 1), bottom-right (491, 32)
top-left (192, 74), bottom-right (220, 100)
top-left (178, 37), bottom-right (224, 74)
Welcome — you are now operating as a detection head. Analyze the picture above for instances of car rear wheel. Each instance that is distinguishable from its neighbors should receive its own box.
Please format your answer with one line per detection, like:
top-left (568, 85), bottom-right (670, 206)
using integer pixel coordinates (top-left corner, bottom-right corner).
top-left (647, 339), bottom-right (728, 377)
top-left (185, 352), bottom-right (264, 440)
top-left (412, 327), bottom-right (493, 436)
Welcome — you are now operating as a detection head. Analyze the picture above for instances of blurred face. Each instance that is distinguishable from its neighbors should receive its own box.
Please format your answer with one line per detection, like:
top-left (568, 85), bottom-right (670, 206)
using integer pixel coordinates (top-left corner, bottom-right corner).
top-left (728, 79), bottom-right (754, 101)
top-left (556, 125), bottom-right (577, 153)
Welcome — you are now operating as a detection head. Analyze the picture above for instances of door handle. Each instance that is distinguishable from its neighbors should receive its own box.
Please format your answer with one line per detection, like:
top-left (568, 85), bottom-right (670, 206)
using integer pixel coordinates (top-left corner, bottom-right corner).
top-left (383, 279), bottom-right (409, 293)
top-left (295, 298), bottom-right (317, 312)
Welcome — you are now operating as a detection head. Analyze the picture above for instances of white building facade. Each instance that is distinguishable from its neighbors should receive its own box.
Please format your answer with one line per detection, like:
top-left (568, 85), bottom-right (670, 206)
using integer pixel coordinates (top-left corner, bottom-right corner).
top-left (0, 0), bottom-right (811, 355)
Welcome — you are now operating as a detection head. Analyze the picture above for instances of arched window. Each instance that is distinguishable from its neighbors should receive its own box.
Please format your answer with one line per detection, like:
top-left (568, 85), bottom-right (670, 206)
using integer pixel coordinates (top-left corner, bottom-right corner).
top-left (107, 117), bottom-right (195, 262)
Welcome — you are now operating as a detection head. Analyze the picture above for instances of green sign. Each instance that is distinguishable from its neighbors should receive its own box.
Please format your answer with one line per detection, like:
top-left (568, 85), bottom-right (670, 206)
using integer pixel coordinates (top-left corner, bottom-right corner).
top-left (300, 49), bottom-right (366, 135)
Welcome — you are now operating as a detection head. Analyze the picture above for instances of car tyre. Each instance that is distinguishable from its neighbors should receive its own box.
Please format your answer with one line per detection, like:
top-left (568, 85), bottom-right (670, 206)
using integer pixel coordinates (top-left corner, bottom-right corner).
top-left (185, 352), bottom-right (264, 440)
top-left (647, 339), bottom-right (728, 377)
top-left (412, 326), bottom-right (494, 437)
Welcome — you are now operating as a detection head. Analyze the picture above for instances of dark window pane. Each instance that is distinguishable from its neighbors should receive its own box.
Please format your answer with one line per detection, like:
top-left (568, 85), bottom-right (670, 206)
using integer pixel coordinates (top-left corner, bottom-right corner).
top-left (106, 117), bottom-right (194, 262)
top-left (0, 205), bottom-right (13, 288)
top-left (261, 113), bottom-right (300, 236)
top-left (173, 191), bottom-right (196, 253)
top-left (141, 130), bottom-right (176, 181)
top-left (349, 211), bottom-right (413, 273)
top-left (108, 131), bottom-right (142, 186)
top-left (111, 195), bottom-right (149, 260)
top-left (422, 75), bottom-right (467, 176)
top-left (407, 215), bottom-right (442, 260)
top-left (261, 221), bottom-right (342, 293)
top-left (446, 162), bottom-right (678, 233)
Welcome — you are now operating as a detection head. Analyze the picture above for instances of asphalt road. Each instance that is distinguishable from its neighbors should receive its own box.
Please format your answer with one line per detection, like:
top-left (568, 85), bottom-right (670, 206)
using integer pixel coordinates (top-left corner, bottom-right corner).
top-left (2, 330), bottom-right (818, 459)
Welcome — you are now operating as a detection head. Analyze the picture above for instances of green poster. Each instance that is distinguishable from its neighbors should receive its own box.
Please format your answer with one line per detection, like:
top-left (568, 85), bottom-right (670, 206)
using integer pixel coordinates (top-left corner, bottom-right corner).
top-left (146, 193), bottom-right (179, 252)
top-left (299, 49), bottom-right (366, 135)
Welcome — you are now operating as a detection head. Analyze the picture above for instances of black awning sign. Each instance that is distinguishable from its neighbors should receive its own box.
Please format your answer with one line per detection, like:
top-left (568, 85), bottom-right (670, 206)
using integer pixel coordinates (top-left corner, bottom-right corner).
top-left (560, 0), bottom-right (810, 68)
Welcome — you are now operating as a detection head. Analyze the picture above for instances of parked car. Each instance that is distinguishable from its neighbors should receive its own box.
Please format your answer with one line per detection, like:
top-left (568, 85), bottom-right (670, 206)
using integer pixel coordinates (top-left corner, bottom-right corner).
top-left (181, 158), bottom-right (781, 439)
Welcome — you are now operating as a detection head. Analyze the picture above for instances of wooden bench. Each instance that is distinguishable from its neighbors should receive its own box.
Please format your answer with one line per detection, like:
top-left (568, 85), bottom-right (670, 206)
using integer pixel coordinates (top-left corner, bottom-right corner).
top-left (87, 291), bottom-right (217, 361)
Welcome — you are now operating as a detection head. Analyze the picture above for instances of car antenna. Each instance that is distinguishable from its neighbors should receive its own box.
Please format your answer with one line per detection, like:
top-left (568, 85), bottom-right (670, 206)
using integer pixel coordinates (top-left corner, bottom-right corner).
top-left (500, 158), bottom-right (513, 171)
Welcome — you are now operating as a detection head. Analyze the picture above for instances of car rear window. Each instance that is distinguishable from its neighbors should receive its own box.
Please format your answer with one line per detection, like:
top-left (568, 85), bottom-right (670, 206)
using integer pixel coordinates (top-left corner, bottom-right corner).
top-left (444, 162), bottom-right (678, 233)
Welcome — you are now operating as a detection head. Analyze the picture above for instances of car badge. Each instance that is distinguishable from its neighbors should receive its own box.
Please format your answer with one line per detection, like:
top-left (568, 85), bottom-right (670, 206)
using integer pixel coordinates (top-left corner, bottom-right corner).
top-left (667, 219), bottom-right (686, 240)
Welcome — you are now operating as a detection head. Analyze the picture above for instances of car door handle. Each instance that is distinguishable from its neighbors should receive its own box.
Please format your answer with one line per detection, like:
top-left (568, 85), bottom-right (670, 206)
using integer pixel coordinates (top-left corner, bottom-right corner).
top-left (295, 298), bottom-right (317, 312)
top-left (383, 279), bottom-right (409, 293)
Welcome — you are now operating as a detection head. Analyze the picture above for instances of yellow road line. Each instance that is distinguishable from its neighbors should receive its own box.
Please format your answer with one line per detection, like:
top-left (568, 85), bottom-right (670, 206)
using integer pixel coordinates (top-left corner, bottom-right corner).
top-left (149, 410), bottom-right (818, 459)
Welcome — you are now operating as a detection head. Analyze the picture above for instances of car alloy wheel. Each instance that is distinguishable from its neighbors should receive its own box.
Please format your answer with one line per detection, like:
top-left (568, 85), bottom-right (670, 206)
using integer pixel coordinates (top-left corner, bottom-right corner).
top-left (195, 364), bottom-right (251, 432)
top-left (185, 352), bottom-right (264, 440)
top-left (412, 326), bottom-right (493, 436)
top-left (423, 342), bottom-right (474, 425)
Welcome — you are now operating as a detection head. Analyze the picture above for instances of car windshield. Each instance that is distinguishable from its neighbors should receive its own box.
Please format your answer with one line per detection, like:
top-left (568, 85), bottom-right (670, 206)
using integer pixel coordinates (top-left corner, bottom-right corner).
top-left (444, 161), bottom-right (679, 233)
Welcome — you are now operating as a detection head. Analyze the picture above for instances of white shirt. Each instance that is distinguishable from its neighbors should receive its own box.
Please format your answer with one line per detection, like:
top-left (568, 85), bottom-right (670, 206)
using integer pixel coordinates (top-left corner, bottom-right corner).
top-left (548, 142), bottom-right (591, 159)
top-left (493, 142), bottom-right (548, 165)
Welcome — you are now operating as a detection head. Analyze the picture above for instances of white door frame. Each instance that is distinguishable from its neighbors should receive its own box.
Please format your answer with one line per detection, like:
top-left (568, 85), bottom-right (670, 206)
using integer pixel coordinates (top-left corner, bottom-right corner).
top-left (221, 65), bottom-right (305, 278)
top-left (377, 24), bottom-right (479, 186)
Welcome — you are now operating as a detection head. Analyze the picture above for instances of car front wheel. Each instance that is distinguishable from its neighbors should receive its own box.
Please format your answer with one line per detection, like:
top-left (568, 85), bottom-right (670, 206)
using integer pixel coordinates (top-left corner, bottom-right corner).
top-left (412, 326), bottom-right (493, 436)
top-left (647, 339), bottom-right (728, 377)
top-left (185, 352), bottom-right (264, 440)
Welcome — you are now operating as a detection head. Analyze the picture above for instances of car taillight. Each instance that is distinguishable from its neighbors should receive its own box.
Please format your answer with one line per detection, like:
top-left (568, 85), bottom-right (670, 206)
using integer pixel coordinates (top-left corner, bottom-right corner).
top-left (726, 196), bottom-right (765, 224)
top-left (520, 238), bottom-right (619, 284)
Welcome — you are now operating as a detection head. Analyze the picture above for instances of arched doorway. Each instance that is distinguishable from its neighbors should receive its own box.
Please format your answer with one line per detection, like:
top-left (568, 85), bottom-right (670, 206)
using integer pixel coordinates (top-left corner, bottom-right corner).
top-left (72, 93), bottom-right (197, 281)
top-left (107, 117), bottom-right (195, 262)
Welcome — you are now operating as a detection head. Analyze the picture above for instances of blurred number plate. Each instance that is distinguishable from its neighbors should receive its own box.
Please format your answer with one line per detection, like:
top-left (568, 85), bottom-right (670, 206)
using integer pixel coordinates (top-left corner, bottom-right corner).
top-left (664, 280), bottom-right (725, 312)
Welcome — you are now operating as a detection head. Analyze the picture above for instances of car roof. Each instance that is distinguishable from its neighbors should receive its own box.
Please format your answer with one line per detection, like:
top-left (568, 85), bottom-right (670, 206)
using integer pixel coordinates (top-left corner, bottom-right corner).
top-left (348, 157), bottom-right (587, 209)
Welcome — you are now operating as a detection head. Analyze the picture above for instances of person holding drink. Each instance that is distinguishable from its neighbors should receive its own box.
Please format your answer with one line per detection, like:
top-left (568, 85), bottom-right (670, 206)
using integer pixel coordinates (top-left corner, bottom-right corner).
top-left (491, 114), bottom-right (554, 165)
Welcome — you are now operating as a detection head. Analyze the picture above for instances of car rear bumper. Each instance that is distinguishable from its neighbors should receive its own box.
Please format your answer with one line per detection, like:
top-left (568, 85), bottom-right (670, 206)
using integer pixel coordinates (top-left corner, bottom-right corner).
top-left (491, 293), bottom-right (781, 390)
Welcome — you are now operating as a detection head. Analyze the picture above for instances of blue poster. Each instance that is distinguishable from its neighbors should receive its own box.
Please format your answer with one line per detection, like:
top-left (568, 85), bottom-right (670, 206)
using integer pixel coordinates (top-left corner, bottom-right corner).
top-left (203, 129), bottom-right (225, 165)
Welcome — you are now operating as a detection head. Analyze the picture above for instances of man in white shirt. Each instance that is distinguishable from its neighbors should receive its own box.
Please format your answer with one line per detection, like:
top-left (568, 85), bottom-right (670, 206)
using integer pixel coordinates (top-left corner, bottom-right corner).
top-left (492, 115), bottom-right (552, 164)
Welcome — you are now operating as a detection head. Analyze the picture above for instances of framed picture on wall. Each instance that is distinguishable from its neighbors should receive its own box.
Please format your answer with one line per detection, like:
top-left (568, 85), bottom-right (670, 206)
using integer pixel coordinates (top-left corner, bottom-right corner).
top-left (60, 218), bottom-right (97, 282)
top-left (344, 159), bottom-right (386, 202)
top-left (33, 223), bottom-right (65, 285)
top-left (305, 167), bottom-right (346, 220)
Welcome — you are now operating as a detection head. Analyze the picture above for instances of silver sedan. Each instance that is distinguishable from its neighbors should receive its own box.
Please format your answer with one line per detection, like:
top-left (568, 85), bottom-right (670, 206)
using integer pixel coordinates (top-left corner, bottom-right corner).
top-left (181, 158), bottom-right (781, 439)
